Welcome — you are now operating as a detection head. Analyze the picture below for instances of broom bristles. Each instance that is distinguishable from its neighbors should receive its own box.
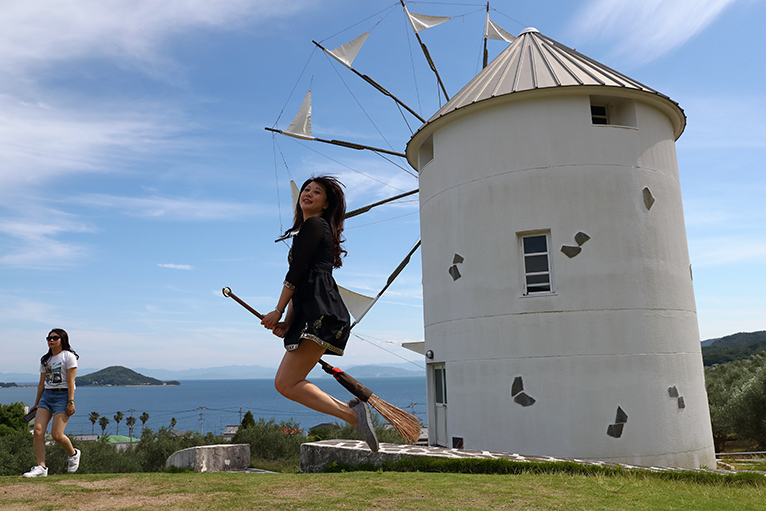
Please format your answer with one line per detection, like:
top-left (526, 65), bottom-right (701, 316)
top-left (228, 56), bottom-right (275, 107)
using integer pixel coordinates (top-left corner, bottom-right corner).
top-left (368, 394), bottom-right (422, 444)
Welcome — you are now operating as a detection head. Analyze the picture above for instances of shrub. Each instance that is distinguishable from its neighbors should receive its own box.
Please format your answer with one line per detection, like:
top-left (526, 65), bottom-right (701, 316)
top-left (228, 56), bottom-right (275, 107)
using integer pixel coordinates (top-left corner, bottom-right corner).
top-left (232, 418), bottom-right (308, 465)
top-left (0, 432), bottom-right (35, 476)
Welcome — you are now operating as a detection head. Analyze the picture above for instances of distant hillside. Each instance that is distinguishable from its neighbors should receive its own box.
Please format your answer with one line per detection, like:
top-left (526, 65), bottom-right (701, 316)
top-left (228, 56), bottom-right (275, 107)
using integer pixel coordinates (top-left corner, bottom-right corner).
top-left (702, 331), bottom-right (766, 366)
top-left (77, 366), bottom-right (180, 386)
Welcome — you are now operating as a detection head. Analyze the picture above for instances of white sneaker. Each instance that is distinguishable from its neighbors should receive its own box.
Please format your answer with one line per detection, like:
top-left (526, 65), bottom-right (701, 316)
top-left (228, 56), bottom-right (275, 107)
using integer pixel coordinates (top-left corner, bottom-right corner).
top-left (67, 448), bottom-right (81, 473)
top-left (23, 465), bottom-right (48, 478)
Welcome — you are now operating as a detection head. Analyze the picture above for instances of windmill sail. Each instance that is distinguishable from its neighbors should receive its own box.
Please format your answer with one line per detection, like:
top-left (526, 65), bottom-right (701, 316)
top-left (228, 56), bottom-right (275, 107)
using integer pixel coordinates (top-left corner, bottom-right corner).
top-left (326, 32), bottom-right (370, 69)
top-left (405, 8), bottom-right (450, 33)
top-left (337, 286), bottom-right (375, 322)
top-left (284, 91), bottom-right (313, 140)
top-left (485, 17), bottom-right (515, 43)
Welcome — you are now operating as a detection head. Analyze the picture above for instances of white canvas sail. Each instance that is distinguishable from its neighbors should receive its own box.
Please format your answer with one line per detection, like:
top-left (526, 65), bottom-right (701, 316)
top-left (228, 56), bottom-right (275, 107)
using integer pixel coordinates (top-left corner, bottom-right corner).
top-left (284, 91), bottom-right (313, 140)
top-left (290, 179), bottom-right (299, 210)
top-left (485, 17), bottom-right (516, 43)
top-left (327, 32), bottom-right (370, 69)
top-left (404, 7), bottom-right (450, 33)
top-left (337, 285), bottom-right (375, 322)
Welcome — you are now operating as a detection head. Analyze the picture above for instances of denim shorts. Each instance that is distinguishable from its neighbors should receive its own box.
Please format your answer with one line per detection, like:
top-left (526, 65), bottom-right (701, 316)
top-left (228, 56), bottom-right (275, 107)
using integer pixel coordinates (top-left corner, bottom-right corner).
top-left (37, 389), bottom-right (70, 415)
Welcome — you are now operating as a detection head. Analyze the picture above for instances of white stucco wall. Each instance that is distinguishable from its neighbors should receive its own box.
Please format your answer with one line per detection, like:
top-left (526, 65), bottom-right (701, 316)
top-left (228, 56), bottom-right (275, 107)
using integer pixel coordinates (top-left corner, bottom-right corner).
top-left (414, 91), bottom-right (716, 468)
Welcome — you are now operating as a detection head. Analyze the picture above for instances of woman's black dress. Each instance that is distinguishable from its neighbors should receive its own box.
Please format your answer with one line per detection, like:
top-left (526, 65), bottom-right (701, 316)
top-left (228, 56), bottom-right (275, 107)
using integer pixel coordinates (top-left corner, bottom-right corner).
top-left (282, 216), bottom-right (350, 355)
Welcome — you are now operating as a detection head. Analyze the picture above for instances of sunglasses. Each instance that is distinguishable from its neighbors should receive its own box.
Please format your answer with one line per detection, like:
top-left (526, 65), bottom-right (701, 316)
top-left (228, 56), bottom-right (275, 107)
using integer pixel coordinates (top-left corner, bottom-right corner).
top-left (46, 335), bottom-right (61, 341)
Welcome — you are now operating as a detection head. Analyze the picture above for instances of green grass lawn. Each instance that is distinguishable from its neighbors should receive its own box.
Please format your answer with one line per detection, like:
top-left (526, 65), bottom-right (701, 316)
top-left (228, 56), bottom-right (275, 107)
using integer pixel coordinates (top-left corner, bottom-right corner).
top-left (2, 470), bottom-right (765, 511)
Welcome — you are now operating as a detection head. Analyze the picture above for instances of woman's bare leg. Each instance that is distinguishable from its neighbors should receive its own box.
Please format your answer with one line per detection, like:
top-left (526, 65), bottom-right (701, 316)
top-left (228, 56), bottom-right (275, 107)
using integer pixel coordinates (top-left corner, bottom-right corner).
top-left (274, 341), bottom-right (356, 426)
top-left (50, 413), bottom-right (76, 457)
top-left (32, 408), bottom-right (52, 467)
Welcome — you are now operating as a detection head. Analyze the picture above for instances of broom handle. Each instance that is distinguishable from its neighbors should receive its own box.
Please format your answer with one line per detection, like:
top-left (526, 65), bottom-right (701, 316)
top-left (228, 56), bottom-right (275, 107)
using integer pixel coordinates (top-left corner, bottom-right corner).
top-left (222, 287), bottom-right (264, 319)
top-left (318, 360), bottom-right (373, 401)
top-left (223, 287), bottom-right (372, 400)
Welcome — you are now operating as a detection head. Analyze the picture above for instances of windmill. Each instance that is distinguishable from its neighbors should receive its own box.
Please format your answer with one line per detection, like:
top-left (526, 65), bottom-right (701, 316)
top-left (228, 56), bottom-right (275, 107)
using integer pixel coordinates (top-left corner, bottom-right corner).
top-left (266, 3), bottom-right (715, 469)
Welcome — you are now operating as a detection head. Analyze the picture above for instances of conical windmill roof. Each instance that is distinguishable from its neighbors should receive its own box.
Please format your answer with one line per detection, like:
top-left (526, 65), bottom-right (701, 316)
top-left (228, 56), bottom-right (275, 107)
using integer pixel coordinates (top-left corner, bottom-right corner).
top-left (417, 28), bottom-right (685, 141)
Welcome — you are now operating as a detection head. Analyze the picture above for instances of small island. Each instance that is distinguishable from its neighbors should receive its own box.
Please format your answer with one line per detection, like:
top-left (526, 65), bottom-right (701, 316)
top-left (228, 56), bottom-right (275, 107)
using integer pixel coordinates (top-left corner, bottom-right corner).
top-left (76, 366), bottom-right (180, 386)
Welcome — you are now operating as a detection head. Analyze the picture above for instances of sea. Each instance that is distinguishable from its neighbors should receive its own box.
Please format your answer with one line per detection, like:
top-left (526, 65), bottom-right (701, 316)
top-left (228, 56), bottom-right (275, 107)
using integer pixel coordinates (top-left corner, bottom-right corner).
top-left (0, 377), bottom-right (427, 437)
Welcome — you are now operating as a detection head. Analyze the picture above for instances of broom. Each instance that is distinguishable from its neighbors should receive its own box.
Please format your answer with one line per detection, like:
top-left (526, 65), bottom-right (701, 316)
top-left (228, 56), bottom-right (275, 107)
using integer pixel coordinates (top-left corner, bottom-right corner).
top-left (222, 287), bottom-right (422, 443)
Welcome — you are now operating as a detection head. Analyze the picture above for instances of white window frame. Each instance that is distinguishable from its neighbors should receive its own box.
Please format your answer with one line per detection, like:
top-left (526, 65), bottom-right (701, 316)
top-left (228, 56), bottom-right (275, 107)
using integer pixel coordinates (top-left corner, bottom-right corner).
top-left (519, 231), bottom-right (553, 295)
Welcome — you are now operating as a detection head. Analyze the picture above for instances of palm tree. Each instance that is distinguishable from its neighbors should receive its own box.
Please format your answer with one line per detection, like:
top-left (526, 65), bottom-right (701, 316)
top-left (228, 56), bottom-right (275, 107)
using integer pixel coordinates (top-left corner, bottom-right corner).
top-left (99, 416), bottom-right (110, 436)
top-left (114, 411), bottom-right (124, 436)
top-left (126, 416), bottom-right (137, 440)
top-left (140, 412), bottom-right (149, 427)
top-left (89, 412), bottom-right (100, 434)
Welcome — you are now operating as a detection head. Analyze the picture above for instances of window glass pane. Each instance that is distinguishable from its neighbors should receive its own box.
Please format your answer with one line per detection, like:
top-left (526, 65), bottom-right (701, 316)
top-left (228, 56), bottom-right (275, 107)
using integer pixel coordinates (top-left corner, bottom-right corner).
top-left (523, 235), bottom-right (547, 254)
top-left (591, 105), bottom-right (607, 116)
top-left (435, 368), bottom-right (445, 404)
top-left (524, 254), bottom-right (549, 273)
top-left (526, 274), bottom-right (550, 285)
top-left (527, 282), bottom-right (551, 293)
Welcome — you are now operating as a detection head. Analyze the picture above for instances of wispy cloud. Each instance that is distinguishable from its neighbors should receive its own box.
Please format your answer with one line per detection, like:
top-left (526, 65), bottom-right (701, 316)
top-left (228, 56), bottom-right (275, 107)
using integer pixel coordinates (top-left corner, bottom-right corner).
top-left (73, 193), bottom-right (266, 221)
top-left (0, 208), bottom-right (94, 269)
top-left (158, 263), bottom-right (194, 270)
top-left (570, 0), bottom-right (740, 64)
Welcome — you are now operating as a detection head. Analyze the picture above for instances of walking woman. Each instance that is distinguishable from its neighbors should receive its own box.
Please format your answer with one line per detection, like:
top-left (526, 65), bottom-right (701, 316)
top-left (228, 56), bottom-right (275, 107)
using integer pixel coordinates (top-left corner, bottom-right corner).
top-left (261, 175), bottom-right (379, 451)
top-left (23, 329), bottom-right (81, 477)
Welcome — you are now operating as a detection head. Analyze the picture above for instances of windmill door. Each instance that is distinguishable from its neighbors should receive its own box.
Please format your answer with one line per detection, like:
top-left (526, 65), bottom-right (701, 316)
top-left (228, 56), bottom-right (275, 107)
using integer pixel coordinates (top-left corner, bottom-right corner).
top-left (430, 363), bottom-right (448, 447)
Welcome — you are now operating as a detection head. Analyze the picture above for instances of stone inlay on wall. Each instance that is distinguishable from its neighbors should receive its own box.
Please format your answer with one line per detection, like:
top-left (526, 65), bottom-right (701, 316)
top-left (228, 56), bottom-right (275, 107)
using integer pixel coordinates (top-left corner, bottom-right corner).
top-left (561, 231), bottom-right (590, 258)
top-left (643, 187), bottom-right (655, 210)
top-left (669, 386), bottom-right (685, 409)
top-left (449, 253), bottom-right (464, 281)
top-left (607, 406), bottom-right (628, 438)
top-left (511, 376), bottom-right (536, 407)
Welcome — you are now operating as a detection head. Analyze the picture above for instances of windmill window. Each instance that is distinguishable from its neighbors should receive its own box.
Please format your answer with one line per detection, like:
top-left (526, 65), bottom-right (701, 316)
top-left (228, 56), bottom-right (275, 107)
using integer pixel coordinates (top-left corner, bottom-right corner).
top-left (520, 232), bottom-right (553, 295)
top-left (591, 104), bottom-right (609, 124)
top-left (419, 135), bottom-right (434, 169)
top-left (590, 96), bottom-right (637, 128)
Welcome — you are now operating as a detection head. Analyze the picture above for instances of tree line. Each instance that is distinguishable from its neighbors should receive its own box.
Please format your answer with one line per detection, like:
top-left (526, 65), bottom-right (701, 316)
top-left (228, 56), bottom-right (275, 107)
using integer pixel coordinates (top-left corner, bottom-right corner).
top-left (86, 411), bottom-right (151, 439)
top-left (705, 351), bottom-right (766, 452)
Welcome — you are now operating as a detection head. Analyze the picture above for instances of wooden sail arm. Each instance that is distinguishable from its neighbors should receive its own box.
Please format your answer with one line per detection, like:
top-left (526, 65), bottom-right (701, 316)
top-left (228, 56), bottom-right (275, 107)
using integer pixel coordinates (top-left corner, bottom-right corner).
top-left (399, 0), bottom-right (450, 102)
top-left (312, 40), bottom-right (427, 124)
top-left (413, 31), bottom-right (450, 101)
top-left (350, 239), bottom-right (421, 330)
top-left (345, 189), bottom-right (419, 219)
top-left (265, 127), bottom-right (405, 158)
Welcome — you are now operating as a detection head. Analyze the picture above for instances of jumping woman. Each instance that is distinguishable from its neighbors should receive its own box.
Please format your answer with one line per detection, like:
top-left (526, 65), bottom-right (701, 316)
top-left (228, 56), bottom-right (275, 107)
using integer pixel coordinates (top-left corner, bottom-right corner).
top-left (261, 175), bottom-right (378, 451)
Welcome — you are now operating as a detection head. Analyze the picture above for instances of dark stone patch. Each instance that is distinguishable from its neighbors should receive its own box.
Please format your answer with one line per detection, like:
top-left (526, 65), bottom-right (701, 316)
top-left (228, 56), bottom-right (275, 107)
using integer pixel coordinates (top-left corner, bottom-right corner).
top-left (678, 397), bottom-right (685, 409)
top-left (643, 187), bottom-right (655, 210)
top-left (668, 386), bottom-right (679, 398)
top-left (575, 232), bottom-right (590, 246)
top-left (514, 392), bottom-right (535, 407)
top-left (453, 253), bottom-right (464, 264)
top-left (511, 376), bottom-right (524, 397)
top-left (615, 406), bottom-right (628, 424)
top-left (607, 423), bottom-right (625, 438)
top-left (561, 245), bottom-right (582, 258)
top-left (449, 265), bottom-right (461, 281)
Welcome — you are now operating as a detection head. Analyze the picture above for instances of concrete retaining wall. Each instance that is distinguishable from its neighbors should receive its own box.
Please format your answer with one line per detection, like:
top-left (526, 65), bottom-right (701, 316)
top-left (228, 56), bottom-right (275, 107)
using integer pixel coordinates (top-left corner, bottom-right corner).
top-left (166, 444), bottom-right (250, 472)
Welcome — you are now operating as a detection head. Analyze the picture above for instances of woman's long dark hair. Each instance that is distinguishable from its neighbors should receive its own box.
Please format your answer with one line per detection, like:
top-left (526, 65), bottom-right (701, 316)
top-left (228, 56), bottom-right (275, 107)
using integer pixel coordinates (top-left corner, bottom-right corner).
top-left (41, 328), bottom-right (79, 366)
top-left (283, 175), bottom-right (347, 268)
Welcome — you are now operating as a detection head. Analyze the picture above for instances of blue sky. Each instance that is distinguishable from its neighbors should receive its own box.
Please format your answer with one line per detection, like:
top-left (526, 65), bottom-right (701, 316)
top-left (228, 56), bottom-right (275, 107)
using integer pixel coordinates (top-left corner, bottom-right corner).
top-left (1, 0), bottom-right (764, 375)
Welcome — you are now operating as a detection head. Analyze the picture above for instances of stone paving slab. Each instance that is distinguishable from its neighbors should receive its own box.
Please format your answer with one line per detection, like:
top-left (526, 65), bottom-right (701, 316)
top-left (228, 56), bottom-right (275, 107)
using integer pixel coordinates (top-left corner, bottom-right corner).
top-left (300, 440), bottom-right (758, 475)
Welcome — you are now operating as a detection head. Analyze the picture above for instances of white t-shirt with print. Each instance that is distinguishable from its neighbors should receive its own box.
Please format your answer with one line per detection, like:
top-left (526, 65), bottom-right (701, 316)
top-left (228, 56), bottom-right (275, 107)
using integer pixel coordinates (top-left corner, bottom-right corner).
top-left (40, 351), bottom-right (78, 390)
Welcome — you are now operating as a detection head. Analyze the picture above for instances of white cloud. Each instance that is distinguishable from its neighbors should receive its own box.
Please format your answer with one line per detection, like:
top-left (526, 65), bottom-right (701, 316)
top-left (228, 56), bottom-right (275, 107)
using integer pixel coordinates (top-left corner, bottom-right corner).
top-left (0, 0), bottom-right (316, 85)
top-left (73, 193), bottom-right (266, 221)
top-left (570, 0), bottom-right (739, 63)
top-left (158, 263), bottom-right (194, 270)
top-left (0, 209), bottom-right (95, 269)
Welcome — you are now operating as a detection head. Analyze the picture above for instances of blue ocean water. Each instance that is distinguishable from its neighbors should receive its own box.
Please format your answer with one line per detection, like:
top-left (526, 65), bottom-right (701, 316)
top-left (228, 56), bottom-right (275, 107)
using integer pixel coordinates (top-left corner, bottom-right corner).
top-left (0, 377), bottom-right (427, 436)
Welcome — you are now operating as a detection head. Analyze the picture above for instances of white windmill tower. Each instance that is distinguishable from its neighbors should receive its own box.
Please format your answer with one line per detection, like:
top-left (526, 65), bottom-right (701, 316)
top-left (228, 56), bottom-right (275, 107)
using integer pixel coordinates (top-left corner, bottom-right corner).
top-left (405, 28), bottom-right (716, 469)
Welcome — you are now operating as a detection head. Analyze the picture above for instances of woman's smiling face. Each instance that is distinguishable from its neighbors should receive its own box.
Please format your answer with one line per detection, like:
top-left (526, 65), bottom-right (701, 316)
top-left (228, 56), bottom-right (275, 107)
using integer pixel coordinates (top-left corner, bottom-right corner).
top-left (299, 181), bottom-right (329, 218)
